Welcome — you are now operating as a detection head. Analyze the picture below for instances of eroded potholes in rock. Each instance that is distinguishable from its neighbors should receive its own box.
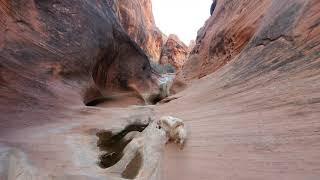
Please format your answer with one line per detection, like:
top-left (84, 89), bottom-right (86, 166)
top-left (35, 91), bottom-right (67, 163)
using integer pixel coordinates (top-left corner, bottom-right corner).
top-left (95, 116), bottom-right (187, 179)
top-left (96, 123), bottom-right (148, 170)
top-left (121, 151), bottom-right (143, 179)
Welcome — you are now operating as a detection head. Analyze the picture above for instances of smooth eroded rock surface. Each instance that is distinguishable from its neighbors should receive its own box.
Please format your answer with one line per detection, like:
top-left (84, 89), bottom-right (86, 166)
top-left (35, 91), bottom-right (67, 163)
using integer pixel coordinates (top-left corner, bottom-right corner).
top-left (0, 0), bottom-right (161, 127)
top-left (159, 0), bottom-right (320, 179)
top-left (0, 0), bottom-right (320, 179)
top-left (180, 0), bottom-right (279, 80)
top-left (115, 0), bottom-right (164, 61)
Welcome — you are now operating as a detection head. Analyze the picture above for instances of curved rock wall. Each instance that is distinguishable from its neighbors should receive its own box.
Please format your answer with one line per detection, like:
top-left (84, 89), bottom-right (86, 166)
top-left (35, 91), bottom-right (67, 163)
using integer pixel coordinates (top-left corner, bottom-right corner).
top-left (181, 0), bottom-right (273, 80)
top-left (0, 0), bottom-right (158, 130)
top-left (0, 0), bottom-right (319, 179)
top-left (116, 0), bottom-right (164, 61)
top-left (159, 0), bottom-right (320, 179)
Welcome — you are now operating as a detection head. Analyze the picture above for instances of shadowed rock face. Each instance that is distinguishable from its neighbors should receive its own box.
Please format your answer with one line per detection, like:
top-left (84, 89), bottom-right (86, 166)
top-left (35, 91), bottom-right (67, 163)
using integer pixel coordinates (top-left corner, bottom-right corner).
top-left (115, 0), bottom-right (164, 61)
top-left (0, 0), bottom-right (158, 130)
top-left (160, 34), bottom-right (189, 70)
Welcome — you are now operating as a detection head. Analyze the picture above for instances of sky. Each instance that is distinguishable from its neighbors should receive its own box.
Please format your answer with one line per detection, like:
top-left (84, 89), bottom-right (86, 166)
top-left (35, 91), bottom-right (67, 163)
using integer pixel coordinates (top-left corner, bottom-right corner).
top-left (152, 0), bottom-right (212, 45)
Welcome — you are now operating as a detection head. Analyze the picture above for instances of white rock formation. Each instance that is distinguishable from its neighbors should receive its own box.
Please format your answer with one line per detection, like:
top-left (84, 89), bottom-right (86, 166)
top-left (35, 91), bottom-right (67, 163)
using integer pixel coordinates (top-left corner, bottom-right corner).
top-left (158, 116), bottom-right (187, 148)
top-left (101, 116), bottom-right (187, 180)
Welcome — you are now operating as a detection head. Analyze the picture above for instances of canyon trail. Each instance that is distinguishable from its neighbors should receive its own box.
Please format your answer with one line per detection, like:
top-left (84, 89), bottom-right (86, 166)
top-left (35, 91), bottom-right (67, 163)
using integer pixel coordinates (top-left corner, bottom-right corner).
top-left (0, 0), bottom-right (320, 179)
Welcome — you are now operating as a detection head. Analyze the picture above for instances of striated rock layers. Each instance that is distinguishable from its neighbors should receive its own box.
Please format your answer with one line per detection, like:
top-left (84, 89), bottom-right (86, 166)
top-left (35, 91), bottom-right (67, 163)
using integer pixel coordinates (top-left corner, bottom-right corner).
top-left (115, 0), bottom-right (189, 68)
top-left (160, 0), bottom-right (320, 179)
top-left (180, 0), bottom-right (320, 81)
top-left (159, 34), bottom-right (189, 70)
top-left (0, 0), bottom-right (320, 179)
top-left (0, 0), bottom-right (169, 179)
top-left (115, 0), bottom-right (164, 61)
top-left (0, 0), bottom-right (162, 131)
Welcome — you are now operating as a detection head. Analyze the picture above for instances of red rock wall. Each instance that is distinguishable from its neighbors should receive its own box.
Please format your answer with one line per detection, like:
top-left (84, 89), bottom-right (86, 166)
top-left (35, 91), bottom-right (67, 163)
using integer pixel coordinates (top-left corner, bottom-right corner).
top-left (181, 0), bottom-right (273, 80)
top-left (0, 0), bottom-right (319, 179)
top-left (116, 0), bottom-right (164, 61)
top-left (159, 0), bottom-right (320, 179)
top-left (181, 0), bottom-right (320, 81)
top-left (160, 34), bottom-right (189, 70)
top-left (0, 0), bottom-right (158, 130)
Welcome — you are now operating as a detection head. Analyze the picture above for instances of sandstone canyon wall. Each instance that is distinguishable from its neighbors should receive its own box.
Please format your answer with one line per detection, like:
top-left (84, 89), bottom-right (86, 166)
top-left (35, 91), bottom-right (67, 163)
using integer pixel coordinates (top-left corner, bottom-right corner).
top-left (115, 0), bottom-right (164, 61)
top-left (0, 0), bottom-right (319, 180)
top-left (159, 34), bottom-right (189, 70)
top-left (115, 0), bottom-right (189, 68)
top-left (181, 0), bottom-right (320, 81)
top-left (0, 0), bottom-right (160, 130)
top-left (159, 0), bottom-right (320, 179)
top-left (0, 0), bottom-right (165, 179)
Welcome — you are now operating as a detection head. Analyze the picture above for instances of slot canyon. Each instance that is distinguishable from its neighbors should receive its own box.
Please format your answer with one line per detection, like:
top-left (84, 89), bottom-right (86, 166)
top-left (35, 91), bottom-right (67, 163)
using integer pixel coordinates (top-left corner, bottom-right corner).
top-left (0, 0), bottom-right (319, 179)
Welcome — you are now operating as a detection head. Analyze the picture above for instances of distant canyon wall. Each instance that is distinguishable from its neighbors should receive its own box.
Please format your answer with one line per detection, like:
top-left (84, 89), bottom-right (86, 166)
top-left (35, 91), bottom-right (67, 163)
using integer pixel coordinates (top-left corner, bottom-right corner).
top-left (114, 0), bottom-right (190, 69)
top-left (159, 34), bottom-right (190, 70)
top-left (114, 0), bottom-right (164, 62)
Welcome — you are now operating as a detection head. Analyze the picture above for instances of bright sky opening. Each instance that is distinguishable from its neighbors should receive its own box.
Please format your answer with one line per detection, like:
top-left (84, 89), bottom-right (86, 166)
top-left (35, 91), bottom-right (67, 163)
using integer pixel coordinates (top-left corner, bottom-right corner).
top-left (152, 0), bottom-right (212, 45)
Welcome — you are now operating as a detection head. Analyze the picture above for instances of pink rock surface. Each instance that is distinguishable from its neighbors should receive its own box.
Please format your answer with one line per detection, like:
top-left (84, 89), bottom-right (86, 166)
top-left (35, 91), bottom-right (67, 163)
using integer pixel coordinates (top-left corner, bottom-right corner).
top-left (0, 0), bottom-right (319, 179)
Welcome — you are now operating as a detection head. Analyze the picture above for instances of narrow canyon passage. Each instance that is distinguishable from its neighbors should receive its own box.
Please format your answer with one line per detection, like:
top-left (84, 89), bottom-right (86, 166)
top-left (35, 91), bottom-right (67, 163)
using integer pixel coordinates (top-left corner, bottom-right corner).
top-left (0, 0), bottom-right (320, 179)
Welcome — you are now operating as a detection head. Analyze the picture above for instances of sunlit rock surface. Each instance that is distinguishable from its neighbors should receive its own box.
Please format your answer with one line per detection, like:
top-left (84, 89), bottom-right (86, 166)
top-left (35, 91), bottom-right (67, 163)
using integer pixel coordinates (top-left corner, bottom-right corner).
top-left (115, 0), bottom-right (164, 61)
top-left (160, 34), bottom-right (189, 70)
